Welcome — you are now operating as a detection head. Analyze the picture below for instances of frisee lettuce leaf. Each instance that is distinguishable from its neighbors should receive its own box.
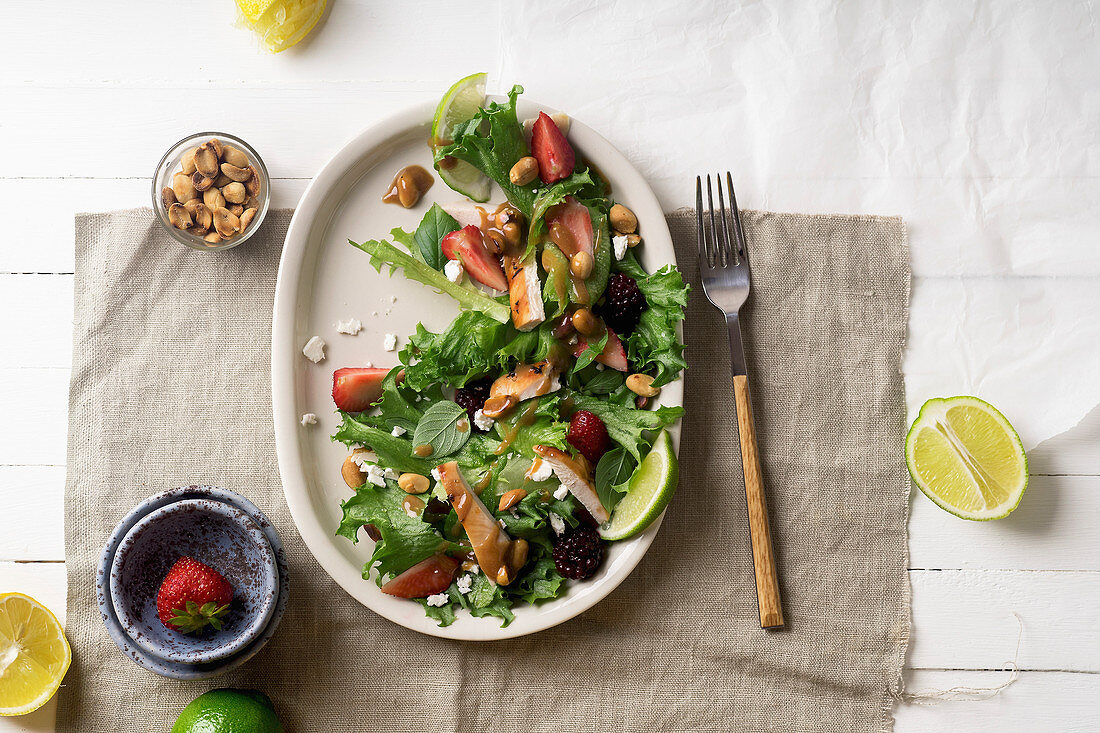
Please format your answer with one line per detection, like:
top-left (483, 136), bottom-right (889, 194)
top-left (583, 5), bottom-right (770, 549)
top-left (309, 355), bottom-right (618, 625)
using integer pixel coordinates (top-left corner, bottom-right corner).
top-left (615, 251), bottom-right (689, 387)
top-left (333, 415), bottom-right (436, 475)
top-left (352, 230), bottom-right (511, 323)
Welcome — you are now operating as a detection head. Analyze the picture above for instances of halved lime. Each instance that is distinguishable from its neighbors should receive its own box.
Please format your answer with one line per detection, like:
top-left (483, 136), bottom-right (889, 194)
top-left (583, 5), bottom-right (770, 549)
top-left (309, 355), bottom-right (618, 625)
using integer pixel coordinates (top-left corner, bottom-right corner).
top-left (600, 431), bottom-right (679, 541)
top-left (906, 396), bottom-right (1028, 520)
top-left (430, 73), bottom-right (492, 202)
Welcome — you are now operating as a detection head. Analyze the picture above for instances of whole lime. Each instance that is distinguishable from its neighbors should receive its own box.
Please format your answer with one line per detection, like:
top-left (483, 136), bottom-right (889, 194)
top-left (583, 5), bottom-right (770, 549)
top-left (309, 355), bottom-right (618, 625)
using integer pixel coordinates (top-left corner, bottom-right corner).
top-left (171, 689), bottom-right (283, 733)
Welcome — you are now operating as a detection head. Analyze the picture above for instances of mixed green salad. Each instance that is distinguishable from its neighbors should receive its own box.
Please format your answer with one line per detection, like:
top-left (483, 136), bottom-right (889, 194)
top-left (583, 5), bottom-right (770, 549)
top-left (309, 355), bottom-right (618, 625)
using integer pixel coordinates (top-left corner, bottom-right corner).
top-left (331, 76), bottom-right (688, 626)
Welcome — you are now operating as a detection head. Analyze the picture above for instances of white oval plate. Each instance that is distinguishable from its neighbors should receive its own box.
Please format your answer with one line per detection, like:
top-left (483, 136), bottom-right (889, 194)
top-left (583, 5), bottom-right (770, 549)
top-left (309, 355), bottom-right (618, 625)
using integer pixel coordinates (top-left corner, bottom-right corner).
top-left (272, 97), bottom-right (683, 640)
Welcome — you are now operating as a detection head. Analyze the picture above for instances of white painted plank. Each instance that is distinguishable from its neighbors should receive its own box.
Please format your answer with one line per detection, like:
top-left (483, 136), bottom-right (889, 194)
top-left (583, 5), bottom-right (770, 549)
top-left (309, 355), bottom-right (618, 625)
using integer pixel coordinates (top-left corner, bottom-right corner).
top-left (0, 563), bottom-right (66, 733)
top-left (0, 1), bottom-right (500, 88)
top-left (0, 178), bottom-right (307, 274)
top-left (0, 467), bottom-right (65, 561)
top-left (1030, 402), bottom-right (1100, 476)
top-left (895, 670), bottom-right (1100, 733)
top-left (909, 475), bottom-right (1100, 571)
top-left (0, 369), bottom-right (69, 466)
top-left (0, 277), bottom-right (73, 369)
top-left (909, 569), bottom-right (1100, 673)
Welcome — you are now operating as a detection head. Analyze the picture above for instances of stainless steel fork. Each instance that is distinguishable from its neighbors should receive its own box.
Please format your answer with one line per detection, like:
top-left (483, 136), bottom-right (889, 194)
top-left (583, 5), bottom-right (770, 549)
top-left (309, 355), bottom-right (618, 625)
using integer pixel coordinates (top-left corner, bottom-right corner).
top-left (696, 173), bottom-right (784, 629)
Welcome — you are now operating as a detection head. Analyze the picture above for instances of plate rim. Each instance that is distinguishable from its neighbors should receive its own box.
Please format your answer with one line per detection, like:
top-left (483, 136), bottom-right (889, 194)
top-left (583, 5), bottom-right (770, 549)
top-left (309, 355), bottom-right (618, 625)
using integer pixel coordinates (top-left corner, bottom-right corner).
top-left (272, 97), bottom-right (683, 640)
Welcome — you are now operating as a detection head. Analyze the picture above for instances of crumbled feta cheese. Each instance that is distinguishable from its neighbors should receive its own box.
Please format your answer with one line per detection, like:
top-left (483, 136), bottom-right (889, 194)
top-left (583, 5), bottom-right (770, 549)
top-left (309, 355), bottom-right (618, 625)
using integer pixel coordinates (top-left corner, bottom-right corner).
top-left (365, 464), bottom-right (387, 488)
top-left (595, 363), bottom-right (605, 371)
top-left (300, 413), bottom-right (317, 426)
top-left (426, 592), bottom-right (449, 607)
top-left (364, 360), bottom-right (373, 368)
top-left (498, 518), bottom-right (507, 530)
top-left (371, 310), bottom-right (379, 316)
top-left (334, 318), bottom-right (362, 335)
top-left (510, 508), bottom-right (519, 519)
top-left (431, 467), bottom-right (442, 482)
top-left (351, 452), bottom-right (374, 469)
top-left (383, 333), bottom-right (397, 351)
top-left (444, 259), bottom-right (464, 283)
top-left (391, 425), bottom-right (407, 437)
top-left (405, 507), bottom-right (419, 519)
top-left (468, 564), bottom-right (480, 575)
top-left (612, 234), bottom-right (629, 261)
top-left (473, 409), bottom-right (494, 431)
top-left (456, 574), bottom-right (473, 594)
top-left (553, 485), bottom-right (569, 501)
top-left (527, 458), bottom-right (553, 482)
top-left (383, 467), bottom-right (398, 480)
top-left (390, 295), bottom-right (398, 303)
top-left (549, 512), bottom-right (566, 535)
top-left (302, 336), bottom-right (326, 363)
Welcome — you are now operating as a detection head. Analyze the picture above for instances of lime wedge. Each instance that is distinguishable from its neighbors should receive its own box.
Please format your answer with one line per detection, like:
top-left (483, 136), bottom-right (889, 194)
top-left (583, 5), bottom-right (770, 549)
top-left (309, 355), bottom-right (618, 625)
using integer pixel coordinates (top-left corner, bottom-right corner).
top-left (906, 396), bottom-right (1028, 520)
top-left (600, 431), bottom-right (679, 541)
top-left (430, 73), bottom-right (492, 202)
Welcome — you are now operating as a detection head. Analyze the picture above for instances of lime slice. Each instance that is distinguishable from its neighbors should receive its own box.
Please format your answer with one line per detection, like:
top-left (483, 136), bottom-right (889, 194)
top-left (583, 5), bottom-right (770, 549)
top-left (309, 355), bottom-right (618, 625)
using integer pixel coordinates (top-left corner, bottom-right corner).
top-left (236, 0), bottom-right (327, 53)
top-left (0, 593), bottom-right (71, 716)
top-left (906, 396), bottom-right (1028, 520)
top-left (600, 431), bottom-right (679, 541)
top-left (430, 73), bottom-right (492, 202)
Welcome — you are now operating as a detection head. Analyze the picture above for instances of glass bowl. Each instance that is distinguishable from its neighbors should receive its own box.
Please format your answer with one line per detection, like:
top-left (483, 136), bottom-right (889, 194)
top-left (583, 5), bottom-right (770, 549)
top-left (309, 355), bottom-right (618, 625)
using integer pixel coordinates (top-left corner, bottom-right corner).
top-left (151, 132), bottom-right (271, 252)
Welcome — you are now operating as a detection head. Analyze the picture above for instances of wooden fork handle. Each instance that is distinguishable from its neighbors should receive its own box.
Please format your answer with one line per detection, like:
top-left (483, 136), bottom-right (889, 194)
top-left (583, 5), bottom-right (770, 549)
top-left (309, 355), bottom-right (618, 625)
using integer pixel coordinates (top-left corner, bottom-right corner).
top-left (733, 374), bottom-right (785, 629)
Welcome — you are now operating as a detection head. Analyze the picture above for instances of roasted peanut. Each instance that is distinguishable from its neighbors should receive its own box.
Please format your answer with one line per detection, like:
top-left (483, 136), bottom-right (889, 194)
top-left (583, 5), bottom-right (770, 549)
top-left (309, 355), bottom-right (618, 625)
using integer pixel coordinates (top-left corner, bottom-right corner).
top-left (180, 147), bottom-right (199, 175)
top-left (203, 187), bottom-right (226, 211)
top-left (609, 203), bottom-right (638, 234)
top-left (213, 173), bottom-right (233, 188)
top-left (244, 168), bottom-right (262, 197)
top-left (222, 181), bottom-right (247, 204)
top-left (188, 201), bottom-right (212, 233)
top-left (626, 233), bottom-right (641, 248)
top-left (626, 373), bottom-right (660, 398)
top-left (240, 207), bottom-right (257, 230)
top-left (228, 203), bottom-right (244, 217)
top-left (222, 145), bottom-right (249, 168)
top-left (398, 473), bottom-right (430, 494)
top-left (501, 221), bottom-right (522, 249)
top-left (213, 207), bottom-right (241, 238)
top-left (195, 144), bottom-right (220, 177)
top-left (167, 203), bottom-right (192, 230)
top-left (509, 156), bottom-right (539, 186)
top-left (160, 186), bottom-right (177, 209)
top-left (172, 172), bottom-right (198, 203)
top-left (484, 229), bottom-right (505, 255)
top-left (342, 455), bottom-right (367, 488)
top-left (569, 251), bottom-right (594, 279)
top-left (481, 394), bottom-right (517, 419)
top-left (498, 488), bottom-right (528, 512)
top-left (571, 307), bottom-right (602, 336)
top-left (203, 231), bottom-right (223, 245)
top-left (220, 162), bottom-right (252, 182)
top-left (191, 171), bottom-right (214, 192)
top-left (207, 138), bottom-right (224, 159)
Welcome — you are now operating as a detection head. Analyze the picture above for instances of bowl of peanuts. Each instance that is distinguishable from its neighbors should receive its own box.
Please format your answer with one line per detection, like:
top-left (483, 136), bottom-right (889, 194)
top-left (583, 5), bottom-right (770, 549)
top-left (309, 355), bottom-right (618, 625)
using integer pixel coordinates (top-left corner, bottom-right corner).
top-left (152, 132), bottom-right (270, 251)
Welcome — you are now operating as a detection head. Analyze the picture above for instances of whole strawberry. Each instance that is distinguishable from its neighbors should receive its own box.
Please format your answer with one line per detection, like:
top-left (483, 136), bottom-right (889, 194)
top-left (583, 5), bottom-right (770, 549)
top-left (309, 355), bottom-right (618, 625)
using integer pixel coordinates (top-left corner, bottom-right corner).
top-left (567, 410), bottom-right (610, 464)
top-left (156, 556), bottom-right (234, 634)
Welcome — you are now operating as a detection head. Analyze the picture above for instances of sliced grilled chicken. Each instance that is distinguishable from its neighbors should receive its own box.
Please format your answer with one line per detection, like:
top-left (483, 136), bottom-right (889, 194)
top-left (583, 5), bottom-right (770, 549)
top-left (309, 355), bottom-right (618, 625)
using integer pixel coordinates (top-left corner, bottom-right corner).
top-left (440, 201), bottom-right (484, 230)
top-left (437, 462), bottom-right (529, 585)
top-left (504, 253), bottom-right (545, 331)
top-left (490, 360), bottom-right (561, 403)
top-left (532, 445), bottom-right (610, 524)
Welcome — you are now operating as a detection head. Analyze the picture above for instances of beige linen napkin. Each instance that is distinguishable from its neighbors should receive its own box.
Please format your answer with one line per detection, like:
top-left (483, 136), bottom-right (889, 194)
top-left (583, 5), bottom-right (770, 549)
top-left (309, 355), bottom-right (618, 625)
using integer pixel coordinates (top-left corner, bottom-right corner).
top-left (61, 208), bottom-right (910, 732)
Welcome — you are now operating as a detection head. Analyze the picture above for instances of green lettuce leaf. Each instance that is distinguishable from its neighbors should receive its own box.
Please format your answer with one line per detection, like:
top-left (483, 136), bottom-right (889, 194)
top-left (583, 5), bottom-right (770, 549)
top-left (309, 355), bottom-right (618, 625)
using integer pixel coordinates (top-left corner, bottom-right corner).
top-left (512, 557), bottom-right (566, 605)
top-left (352, 230), bottom-right (511, 323)
top-left (615, 252), bottom-right (689, 387)
top-left (570, 393), bottom-right (684, 461)
top-left (333, 414), bottom-right (436, 475)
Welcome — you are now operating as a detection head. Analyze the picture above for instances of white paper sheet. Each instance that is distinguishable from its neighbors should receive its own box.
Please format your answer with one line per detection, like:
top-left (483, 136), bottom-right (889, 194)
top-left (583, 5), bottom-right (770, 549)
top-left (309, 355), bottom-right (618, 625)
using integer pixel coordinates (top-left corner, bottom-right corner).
top-left (497, 0), bottom-right (1100, 447)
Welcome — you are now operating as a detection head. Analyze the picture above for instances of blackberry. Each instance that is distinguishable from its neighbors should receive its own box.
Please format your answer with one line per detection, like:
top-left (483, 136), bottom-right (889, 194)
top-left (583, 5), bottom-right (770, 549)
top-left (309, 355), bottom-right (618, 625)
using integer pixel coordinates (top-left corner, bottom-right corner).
top-left (552, 526), bottom-right (604, 580)
top-left (600, 272), bottom-right (646, 334)
top-left (454, 377), bottom-right (493, 425)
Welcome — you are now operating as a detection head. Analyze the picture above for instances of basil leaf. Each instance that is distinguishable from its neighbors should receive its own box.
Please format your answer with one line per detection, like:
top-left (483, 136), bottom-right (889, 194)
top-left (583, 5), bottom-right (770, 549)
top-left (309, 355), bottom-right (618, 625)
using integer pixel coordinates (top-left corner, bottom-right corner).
top-left (582, 369), bottom-right (624, 395)
top-left (412, 401), bottom-right (471, 458)
top-left (413, 204), bottom-right (460, 271)
top-left (572, 329), bottom-right (609, 373)
top-left (594, 447), bottom-right (636, 511)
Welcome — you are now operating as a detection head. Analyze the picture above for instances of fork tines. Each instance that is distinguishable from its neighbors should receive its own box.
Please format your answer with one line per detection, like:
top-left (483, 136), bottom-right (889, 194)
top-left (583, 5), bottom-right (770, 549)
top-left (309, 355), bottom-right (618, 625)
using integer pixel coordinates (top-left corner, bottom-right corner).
top-left (695, 172), bottom-right (747, 270)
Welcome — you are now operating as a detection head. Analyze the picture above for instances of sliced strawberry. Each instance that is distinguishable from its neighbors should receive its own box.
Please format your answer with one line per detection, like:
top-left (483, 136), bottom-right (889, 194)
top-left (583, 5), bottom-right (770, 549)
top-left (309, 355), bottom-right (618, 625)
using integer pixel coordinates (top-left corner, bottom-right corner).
top-left (572, 327), bottom-right (628, 371)
top-left (380, 554), bottom-right (460, 599)
top-left (332, 367), bottom-right (391, 412)
top-left (546, 197), bottom-right (593, 258)
top-left (441, 225), bottom-right (508, 291)
top-left (566, 410), bottom-right (611, 465)
top-left (531, 111), bottom-right (575, 184)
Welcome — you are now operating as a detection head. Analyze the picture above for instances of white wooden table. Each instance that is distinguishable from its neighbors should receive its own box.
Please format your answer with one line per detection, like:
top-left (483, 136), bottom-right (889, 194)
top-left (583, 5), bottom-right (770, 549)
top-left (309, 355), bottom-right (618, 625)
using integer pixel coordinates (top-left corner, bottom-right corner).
top-left (2, 2), bottom-right (1097, 730)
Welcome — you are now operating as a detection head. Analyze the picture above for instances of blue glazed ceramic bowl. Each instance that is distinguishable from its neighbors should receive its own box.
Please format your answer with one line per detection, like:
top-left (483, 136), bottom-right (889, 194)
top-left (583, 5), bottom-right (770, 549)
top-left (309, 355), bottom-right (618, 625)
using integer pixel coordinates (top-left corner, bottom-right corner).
top-left (109, 498), bottom-right (278, 664)
top-left (97, 486), bottom-right (289, 679)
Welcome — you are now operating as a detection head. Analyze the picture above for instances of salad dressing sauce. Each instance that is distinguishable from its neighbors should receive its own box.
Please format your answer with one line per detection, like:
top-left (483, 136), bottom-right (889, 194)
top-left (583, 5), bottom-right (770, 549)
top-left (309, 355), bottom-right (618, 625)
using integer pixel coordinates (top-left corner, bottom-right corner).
top-left (382, 165), bottom-right (434, 208)
top-left (414, 444), bottom-right (434, 457)
top-left (402, 495), bottom-right (425, 515)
